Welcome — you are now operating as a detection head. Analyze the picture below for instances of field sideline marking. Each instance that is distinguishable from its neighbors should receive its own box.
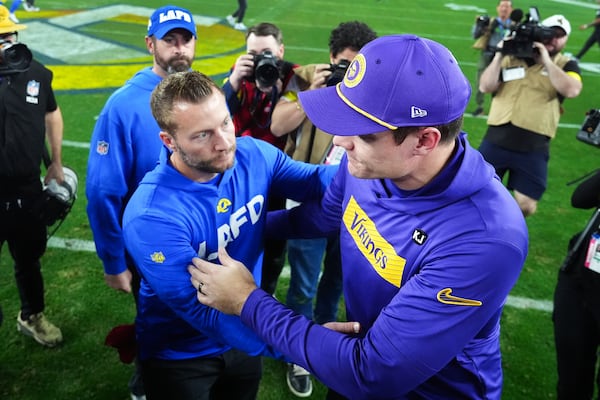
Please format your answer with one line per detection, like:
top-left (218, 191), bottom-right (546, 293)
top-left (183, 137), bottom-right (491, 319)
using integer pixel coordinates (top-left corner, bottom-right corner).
top-left (47, 236), bottom-right (555, 313)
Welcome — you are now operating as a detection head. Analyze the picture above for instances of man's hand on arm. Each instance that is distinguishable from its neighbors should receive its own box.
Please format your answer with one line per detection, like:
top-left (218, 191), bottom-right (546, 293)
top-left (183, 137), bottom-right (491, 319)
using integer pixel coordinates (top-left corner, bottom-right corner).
top-left (188, 247), bottom-right (257, 316)
top-left (105, 270), bottom-right (133, 293)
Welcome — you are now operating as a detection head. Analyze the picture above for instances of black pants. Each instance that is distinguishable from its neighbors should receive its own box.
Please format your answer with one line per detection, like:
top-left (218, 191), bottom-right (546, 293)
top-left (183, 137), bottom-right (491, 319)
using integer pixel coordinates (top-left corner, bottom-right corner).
top-left (576, 30), bottom-right (600, 59)
top-left (0, 197), bottom-right (48, 319)
top-left (141, 349), bottom-right (262, 400)
top-left (553, 269), bottom-right (600, 400)
top-left (232, 0), bottom-right (248, 22)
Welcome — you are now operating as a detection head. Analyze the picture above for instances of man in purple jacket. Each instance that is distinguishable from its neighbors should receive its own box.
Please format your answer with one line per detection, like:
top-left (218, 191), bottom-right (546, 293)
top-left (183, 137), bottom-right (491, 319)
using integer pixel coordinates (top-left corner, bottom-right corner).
top-left (188, 34), bottom-right (528, 399)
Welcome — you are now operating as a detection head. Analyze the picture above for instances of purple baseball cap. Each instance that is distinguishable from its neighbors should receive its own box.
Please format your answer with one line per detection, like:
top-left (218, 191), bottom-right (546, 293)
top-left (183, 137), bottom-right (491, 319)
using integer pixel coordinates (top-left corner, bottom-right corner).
top-left (298, 34), bottom-right (471, 136)
top-left (147, 5), bottom-right (197, 39)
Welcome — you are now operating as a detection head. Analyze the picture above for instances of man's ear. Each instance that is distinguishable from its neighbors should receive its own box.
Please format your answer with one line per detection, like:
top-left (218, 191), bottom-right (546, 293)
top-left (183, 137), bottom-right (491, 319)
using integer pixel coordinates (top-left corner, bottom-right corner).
top-left (159, 131), bottom-right (176, 151)
top-left (145, 36), bottom-right (154, 54)
top-left (414, 127), bottom-right (441, 153)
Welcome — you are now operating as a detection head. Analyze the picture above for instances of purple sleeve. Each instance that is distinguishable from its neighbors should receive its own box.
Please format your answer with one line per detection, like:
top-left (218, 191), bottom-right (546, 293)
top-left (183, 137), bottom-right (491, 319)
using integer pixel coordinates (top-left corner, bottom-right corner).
top-left (241, 237), bottom-right (525, 398)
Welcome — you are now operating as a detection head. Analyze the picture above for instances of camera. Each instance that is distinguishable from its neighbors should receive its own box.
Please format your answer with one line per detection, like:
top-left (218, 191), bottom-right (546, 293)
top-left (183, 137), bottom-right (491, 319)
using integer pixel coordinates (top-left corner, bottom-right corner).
top-left (502, 7), bottom-right (556, 59)
top-left (248, 50), bottom-right (280, 87)
top-left (326, 59), bottom-right (350, 87)
top-left (473, 15), bottom-right (491, 39)
top-left (577, 109), bottom-right (600, 148)
top-left (0, 39), bottom-right (32, 76)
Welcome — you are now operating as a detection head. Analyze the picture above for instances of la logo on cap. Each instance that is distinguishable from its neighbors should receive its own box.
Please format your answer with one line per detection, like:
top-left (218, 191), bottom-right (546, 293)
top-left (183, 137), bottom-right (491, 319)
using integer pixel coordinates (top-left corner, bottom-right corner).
top-left (159, 9), bottom-right (191, 24)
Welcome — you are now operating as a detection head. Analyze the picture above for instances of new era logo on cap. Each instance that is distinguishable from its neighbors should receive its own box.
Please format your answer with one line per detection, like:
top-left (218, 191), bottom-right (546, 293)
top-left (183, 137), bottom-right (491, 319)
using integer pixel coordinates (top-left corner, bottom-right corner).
top-left (147, 5), bottom-right (197, 39)
top-left (411, 106), bottom-right (428, 118)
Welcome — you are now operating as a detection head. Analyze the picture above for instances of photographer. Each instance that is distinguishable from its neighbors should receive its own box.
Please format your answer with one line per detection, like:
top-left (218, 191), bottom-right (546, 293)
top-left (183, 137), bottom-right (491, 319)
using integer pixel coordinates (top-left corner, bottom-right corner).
top-left (0, 6), bottom-right (64, 347)
top-left (478, 14), bottom-right (582, 217)
top-left (222, 23), bottom-right (302, 350)
top-left (471, 0), bottom-right (513, 116)
top-left (553, 169), bottom-right (600, 399)
top-left (223, 22), bottom-right (297, 151)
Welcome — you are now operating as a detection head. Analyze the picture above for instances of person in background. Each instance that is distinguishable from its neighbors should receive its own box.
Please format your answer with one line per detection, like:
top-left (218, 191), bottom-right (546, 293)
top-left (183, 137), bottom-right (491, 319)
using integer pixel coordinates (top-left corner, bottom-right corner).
top-left (226, 0), bottom-right (248, 31)
top-left (574, 0), bottom-right (600, 61)
top-left (85, 5), bottom-right (197, 400)
top-left (122, 70), bottom-right (336, 400)
top-left (553, 169), bottom-right (600, 399)
top-left (275, 20), bottom-right (377, 398)
top-left (478, 14), bottom-right (582, 217)
top-left (222, 22), bottom-right (318, 301)
top-left (0, 6), bottom-right (64, 347)
top-left (189, 34), bottom-right (528, 400)
top-left (470, 0), bottom-right (513, 116)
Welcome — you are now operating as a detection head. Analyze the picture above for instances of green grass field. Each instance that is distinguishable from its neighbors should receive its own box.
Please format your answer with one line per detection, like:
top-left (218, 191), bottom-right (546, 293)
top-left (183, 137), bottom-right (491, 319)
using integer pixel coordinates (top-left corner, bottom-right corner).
top-left (1, 0), bottom-right (600, 398)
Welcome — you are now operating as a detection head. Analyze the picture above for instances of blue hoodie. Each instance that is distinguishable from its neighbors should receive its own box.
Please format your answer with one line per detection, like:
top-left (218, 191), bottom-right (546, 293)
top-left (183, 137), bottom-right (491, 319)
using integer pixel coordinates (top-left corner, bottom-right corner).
top-left (86, 67), bottom-right (163, 276)
top-left (122, 137), bottom-right (336, 360)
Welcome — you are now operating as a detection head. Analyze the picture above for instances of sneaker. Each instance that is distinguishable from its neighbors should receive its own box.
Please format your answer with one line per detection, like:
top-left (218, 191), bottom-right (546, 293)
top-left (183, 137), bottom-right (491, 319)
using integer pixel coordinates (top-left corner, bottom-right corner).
top-left (23, 2), bottom-right (39, 11)
top-left (130, 394), bottom-right (146, 400)
top-left (17, 312), bottom-right (63, 347)
top-left (234, 22), bottom-right (247, 31)
top-left (286, 363), bottom-right (312, 397)
top-left (8, 12), bottom-right (19, 23)
top-left (471, 107), bottom-right (484, 117)
top-left (226, 15), bottom-right (236, 26)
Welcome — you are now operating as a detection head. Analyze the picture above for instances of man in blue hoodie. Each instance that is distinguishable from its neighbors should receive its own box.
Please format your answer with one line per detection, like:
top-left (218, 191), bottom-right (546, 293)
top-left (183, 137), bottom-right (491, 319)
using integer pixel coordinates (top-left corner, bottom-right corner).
top-left (122, 71), bottom-right (336, 399)
top-left (85, 5), bottom-right (197, 399)
top-left (189, 35), bottom-right (529, 399)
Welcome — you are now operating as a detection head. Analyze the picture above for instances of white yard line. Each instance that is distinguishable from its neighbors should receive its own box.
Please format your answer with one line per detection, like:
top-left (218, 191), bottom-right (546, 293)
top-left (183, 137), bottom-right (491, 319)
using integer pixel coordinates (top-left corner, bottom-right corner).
top-left (47, 236), bottom-right (555, 312)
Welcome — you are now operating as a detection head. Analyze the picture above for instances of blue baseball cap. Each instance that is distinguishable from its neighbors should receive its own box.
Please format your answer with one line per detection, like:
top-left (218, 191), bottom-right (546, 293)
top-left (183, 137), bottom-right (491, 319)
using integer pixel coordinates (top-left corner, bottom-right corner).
top-left (298, 35), bottom-right (471, 136)
top-left (147, 5), bottom-right (197, 39)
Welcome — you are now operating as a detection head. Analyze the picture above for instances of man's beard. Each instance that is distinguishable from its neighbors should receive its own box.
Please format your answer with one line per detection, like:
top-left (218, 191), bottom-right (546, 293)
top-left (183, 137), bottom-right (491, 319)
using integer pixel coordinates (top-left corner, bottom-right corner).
top-left (156, 55), bottom-right (193, 75)
top-left (177, 143), bottom-right (236, 175)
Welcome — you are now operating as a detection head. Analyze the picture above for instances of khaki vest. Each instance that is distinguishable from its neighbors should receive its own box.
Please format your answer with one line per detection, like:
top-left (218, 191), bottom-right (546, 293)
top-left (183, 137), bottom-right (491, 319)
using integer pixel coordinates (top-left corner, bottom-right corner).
top-left (487, 53), bottom-right (570, 138)
top-left (284, 64), bottom-right (334, 164)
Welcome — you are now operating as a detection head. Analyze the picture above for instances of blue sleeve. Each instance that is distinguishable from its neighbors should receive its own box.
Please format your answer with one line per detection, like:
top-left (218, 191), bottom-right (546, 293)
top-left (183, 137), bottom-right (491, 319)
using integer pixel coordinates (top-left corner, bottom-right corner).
top-left (265, 155), bottom-right (346, 239)
top-left (124, 208), bottom-right (283, 359)
top-left (241, 238), bottom-right (526, 399)
top-left (253, 139), bottom-right (338, 202)
top-left (86, 107), bottom-right (132, 275)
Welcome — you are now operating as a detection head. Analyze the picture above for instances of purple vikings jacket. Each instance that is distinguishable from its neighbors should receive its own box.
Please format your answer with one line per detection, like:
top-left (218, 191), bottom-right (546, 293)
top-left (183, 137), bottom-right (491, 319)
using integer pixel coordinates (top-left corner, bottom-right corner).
top-left (254, 133), bottom-right (528, 399)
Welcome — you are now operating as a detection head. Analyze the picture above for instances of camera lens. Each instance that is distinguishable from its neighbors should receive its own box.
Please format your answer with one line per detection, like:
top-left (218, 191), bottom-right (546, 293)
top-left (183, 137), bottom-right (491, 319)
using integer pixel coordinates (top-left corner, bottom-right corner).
top-left (0, 42), bottom-right (32, 72)
top-left (253, 51), bottom-right (280, 87)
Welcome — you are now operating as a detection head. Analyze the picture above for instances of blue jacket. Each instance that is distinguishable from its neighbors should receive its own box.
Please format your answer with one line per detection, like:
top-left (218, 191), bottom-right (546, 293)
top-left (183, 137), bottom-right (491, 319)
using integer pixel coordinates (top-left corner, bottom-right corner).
top-left (122, 137), bottom-right (336, 360)
top-left (86, 67), bottom-right (162, 275)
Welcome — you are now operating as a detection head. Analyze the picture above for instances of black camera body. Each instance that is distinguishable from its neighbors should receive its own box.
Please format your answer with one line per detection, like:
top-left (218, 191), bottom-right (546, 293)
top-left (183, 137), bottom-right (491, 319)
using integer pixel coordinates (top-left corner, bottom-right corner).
top-left (473, 15), bottom-right (491, 39)
top-left (0, 39), bottom-right (32, 76)
top-left (248, 50), bottom-right (280, 87)
top-left (502, 7), bottom-right (556, 59)
top-left (577, 109), bottom-right (600, 148)
top-left (326, 59), bottom-right (350, 87)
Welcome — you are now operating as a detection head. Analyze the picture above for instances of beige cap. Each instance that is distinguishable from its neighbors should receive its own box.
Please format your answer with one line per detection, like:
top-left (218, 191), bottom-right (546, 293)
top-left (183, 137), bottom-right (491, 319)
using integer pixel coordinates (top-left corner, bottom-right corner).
top-left (0, 5), bottom-right (27, 35)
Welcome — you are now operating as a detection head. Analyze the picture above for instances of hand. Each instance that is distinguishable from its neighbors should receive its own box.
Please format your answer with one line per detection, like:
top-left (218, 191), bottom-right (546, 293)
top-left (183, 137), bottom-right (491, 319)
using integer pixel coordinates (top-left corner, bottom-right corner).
top-left (44, 161), bottom-right (64, 185)
top-left (105, 270), bottom-right (132, 293)
top-left (308, 63), bottom-right (333, 90)
top-left (229, 54), bottom-right (255, 91)
top-left (532, 41), bottom-right (550, 65)
top-left (188, 247), bottom-right (257, 315)
top-left (323, 321), bottom-right (361, 334)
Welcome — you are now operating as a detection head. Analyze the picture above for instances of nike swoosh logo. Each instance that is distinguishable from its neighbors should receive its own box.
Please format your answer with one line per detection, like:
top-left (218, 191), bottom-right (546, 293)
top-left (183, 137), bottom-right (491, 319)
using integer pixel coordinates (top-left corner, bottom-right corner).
top-left (436, 288), bottom-right (482, 306)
